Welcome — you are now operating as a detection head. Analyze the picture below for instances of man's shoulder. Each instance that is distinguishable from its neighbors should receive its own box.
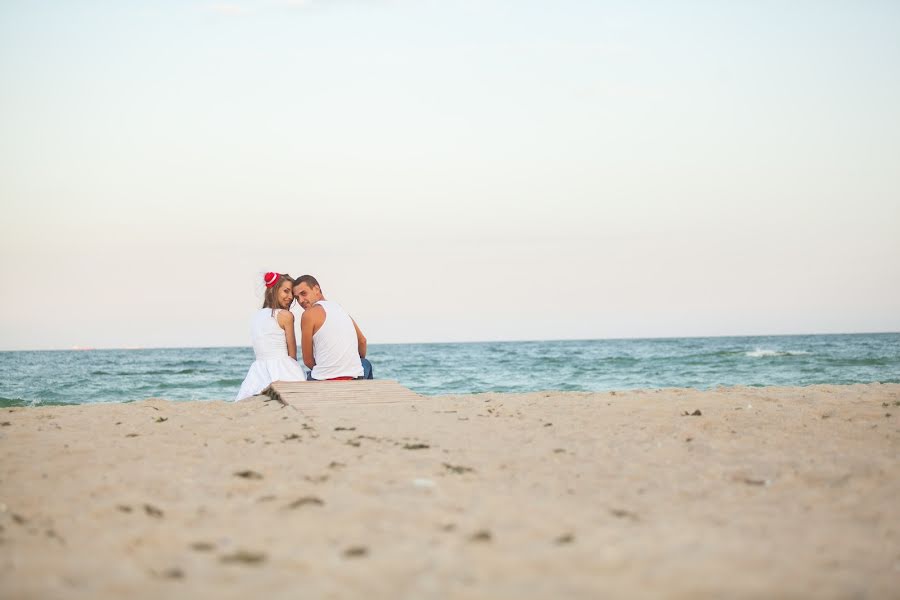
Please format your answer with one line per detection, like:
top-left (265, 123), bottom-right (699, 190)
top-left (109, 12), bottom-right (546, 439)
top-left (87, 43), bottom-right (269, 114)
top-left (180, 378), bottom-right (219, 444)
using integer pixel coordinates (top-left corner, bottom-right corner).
top-left (301, 304), bottom-right (326, 323)
top-left (320, 300), bottom-right (350, 314)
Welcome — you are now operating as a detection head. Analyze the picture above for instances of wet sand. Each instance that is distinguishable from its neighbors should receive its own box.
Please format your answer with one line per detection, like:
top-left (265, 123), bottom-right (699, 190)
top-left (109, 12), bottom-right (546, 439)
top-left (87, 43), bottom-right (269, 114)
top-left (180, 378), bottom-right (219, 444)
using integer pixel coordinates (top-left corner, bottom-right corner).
top-left (1, 383), bottom-right (898, 599)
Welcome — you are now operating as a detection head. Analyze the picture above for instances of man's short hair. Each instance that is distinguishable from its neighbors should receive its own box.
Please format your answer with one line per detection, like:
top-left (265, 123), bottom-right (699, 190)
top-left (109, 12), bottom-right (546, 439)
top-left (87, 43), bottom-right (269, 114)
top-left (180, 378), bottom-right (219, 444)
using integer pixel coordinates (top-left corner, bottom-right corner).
top-left (293, 274), bottom-right (320, 289)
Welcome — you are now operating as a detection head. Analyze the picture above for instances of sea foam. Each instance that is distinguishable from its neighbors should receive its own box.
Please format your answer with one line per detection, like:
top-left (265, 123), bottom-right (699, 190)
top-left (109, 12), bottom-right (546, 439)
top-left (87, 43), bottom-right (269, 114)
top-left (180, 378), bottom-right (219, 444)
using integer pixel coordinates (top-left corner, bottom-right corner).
top-left (745, 348), bottom-right (811, 358)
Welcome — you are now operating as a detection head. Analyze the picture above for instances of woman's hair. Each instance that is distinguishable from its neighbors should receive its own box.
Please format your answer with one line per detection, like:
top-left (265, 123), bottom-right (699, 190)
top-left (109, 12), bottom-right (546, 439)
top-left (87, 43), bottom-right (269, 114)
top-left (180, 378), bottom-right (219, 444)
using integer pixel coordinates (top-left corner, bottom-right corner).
top-left (262, 273), bottom-right (294, 309)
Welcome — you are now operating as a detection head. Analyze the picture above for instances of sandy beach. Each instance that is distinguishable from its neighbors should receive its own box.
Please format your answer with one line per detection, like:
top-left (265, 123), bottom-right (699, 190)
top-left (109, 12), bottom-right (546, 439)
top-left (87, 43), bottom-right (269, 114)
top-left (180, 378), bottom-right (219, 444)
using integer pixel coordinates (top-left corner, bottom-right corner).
top-left (1, 383), bottom-right (898, 599)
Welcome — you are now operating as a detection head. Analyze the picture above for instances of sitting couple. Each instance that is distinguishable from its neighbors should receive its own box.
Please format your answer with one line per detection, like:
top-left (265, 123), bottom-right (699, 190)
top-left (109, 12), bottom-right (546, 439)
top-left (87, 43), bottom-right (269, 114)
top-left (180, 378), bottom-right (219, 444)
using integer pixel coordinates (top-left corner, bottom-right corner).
top-left (235, 272), bottom-right (373, 401)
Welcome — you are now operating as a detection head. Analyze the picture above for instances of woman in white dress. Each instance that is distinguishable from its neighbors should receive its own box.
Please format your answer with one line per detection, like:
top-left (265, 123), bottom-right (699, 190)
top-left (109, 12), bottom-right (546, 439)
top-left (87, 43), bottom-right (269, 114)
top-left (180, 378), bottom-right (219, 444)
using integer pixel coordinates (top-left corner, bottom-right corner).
top-left (235, 272), bottom-right (308, 401)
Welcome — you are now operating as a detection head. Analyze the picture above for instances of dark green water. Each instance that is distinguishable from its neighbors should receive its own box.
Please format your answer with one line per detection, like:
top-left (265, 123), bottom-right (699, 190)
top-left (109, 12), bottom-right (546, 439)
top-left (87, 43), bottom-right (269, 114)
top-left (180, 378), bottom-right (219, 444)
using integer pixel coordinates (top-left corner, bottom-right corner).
top-left (1, 333), bottom-right (898, 406)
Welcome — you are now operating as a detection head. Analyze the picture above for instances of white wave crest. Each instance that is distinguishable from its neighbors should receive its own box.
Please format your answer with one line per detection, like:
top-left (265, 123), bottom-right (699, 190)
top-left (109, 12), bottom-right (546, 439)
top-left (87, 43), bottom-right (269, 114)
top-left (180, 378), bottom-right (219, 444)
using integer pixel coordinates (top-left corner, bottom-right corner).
top-left (746, 348), bottom-right (811, 358)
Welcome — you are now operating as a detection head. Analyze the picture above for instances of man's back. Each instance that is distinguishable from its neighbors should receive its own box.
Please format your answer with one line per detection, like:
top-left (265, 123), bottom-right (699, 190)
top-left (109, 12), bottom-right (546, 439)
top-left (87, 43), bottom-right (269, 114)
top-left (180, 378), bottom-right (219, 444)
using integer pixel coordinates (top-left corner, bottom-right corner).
top-left (309, 300), bottom-right (364, 380)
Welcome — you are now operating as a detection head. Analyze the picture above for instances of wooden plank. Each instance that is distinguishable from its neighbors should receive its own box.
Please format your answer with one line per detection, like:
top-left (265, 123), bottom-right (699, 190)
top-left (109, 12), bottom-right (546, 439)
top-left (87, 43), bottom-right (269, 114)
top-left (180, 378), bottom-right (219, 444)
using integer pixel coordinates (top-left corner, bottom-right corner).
top-left (264, 380), bottom-right (422, 408)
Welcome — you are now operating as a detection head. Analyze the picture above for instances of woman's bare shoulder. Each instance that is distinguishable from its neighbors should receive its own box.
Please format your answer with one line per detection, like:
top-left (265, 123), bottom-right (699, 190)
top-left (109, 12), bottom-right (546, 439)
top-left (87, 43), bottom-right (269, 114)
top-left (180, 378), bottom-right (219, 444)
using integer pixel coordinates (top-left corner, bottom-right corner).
top-left (276, 309), bottom-right (295, 323)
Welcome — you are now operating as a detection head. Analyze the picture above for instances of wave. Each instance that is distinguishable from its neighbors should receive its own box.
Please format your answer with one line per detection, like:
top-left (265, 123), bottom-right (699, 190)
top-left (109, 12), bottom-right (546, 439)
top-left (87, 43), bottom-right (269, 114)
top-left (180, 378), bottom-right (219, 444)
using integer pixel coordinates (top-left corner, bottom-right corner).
top-left (90, 369), bottom-right (200, 376)
top-left (162, 360), bottom-right (214, 367)
top-left (0, 397), bottom-right (73, 408)
top-left (139, 368), bottom-right (201, 376)
top-left (745, 348), bottom-right (812, 358)
top-left (144, 378), bottom-right (243, 390)
top-left (824, 358), bottom-right (891, 367)
top-left (0, 396), bottom-right (29, 407)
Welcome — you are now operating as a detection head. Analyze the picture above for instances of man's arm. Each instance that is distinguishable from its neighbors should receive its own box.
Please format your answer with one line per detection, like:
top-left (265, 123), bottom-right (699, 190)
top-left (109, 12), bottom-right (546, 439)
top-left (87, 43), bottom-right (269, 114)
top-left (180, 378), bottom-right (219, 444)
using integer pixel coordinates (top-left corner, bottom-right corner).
top-left (300, 306), bottom-right (325, 369)
top-left (351, 318), bottom-right (367, 358)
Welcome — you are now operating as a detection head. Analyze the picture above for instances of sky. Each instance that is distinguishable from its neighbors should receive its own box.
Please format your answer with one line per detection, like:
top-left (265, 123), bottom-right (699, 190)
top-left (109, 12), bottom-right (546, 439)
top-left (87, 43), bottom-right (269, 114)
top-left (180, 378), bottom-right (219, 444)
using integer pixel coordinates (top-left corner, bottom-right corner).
top-left (1, 0), bottom-right (899, 350)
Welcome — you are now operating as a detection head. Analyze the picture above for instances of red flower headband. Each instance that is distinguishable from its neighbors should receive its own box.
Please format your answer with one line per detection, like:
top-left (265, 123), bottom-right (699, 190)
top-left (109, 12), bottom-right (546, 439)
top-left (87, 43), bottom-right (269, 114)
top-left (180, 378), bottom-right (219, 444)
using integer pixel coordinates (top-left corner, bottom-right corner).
top-left (264, 272), bottom-right (280, 288)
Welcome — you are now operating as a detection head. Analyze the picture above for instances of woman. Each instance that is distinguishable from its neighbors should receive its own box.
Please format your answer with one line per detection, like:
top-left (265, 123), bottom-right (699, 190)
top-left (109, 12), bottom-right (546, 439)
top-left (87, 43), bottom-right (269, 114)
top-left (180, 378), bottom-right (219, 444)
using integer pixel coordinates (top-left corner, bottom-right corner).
top-left (235, 272), bottom-right (308, 401)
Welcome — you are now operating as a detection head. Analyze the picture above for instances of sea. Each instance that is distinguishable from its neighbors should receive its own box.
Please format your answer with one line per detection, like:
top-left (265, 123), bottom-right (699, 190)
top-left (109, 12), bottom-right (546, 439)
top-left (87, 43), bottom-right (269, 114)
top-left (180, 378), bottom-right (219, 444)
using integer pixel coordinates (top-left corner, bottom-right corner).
top-left (1, 333), bottom-right (898, 407)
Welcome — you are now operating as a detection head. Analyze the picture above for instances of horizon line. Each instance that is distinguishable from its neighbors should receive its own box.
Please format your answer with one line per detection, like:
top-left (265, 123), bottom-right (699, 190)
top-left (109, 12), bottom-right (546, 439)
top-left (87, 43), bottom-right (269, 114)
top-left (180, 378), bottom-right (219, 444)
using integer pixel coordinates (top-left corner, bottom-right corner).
top-left (1, 329), bottom-right (897, 353)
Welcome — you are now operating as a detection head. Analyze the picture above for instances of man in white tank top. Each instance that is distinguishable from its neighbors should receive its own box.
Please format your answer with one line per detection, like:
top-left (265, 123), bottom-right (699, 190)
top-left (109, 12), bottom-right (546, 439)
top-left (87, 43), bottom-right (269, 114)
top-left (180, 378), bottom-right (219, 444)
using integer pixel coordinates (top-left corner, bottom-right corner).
top-left (292, 275), bottom-right (372, 381)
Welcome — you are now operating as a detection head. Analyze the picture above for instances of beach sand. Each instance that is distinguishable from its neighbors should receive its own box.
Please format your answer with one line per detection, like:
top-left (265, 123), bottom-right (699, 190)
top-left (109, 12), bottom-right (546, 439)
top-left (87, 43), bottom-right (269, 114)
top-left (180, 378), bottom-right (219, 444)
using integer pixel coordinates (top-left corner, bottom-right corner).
top-left (1, 383), bottom-right (898, 599)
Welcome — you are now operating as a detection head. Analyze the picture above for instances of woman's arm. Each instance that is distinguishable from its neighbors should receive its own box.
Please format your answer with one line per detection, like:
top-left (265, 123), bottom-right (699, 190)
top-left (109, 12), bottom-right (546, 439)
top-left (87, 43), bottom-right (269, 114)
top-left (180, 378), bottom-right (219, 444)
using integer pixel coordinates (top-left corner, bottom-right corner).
top-left (277, 310), bottom-right (298, 360)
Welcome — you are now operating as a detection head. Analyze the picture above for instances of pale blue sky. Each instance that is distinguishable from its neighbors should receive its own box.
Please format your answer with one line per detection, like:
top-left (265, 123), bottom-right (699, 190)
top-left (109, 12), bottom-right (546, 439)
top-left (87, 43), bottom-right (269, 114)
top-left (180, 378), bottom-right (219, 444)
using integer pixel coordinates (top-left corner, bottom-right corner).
top-left (1, 1), bottom-right (899, 349)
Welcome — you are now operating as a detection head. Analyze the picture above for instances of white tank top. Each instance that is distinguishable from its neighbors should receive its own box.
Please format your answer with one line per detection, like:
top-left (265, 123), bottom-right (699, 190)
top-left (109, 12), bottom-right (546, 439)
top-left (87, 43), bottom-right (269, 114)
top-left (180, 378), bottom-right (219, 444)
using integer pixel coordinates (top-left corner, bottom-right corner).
top-left (250, 308), bottom-right (289, 360)
top-left (311, 300), bottom-right (363, 380)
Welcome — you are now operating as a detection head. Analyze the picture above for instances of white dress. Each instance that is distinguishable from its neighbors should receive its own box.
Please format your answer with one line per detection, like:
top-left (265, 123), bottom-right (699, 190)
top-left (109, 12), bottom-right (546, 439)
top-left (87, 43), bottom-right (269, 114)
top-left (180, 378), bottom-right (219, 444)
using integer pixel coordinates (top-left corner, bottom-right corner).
top-left (235, 308), bottom-right (308, 401)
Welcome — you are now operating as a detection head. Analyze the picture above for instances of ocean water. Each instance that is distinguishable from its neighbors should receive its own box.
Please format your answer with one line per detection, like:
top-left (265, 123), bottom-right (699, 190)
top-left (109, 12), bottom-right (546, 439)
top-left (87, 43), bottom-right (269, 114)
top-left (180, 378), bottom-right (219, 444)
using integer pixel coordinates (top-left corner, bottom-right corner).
top-left (0, 333), bottom-right (898, 407)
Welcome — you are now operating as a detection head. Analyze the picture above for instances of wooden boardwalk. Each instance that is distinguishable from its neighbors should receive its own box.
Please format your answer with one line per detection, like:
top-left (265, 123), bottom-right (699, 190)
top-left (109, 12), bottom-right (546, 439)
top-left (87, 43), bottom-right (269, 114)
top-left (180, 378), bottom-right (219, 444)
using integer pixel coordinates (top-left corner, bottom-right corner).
top-left (263, 380), bottom-right (423, 408)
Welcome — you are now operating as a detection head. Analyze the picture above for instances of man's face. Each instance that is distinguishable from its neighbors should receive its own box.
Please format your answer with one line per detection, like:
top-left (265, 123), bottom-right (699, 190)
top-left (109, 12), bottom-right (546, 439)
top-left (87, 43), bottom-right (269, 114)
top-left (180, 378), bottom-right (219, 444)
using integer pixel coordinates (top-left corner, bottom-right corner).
top-left (292, 282), bottom-right (322, 310)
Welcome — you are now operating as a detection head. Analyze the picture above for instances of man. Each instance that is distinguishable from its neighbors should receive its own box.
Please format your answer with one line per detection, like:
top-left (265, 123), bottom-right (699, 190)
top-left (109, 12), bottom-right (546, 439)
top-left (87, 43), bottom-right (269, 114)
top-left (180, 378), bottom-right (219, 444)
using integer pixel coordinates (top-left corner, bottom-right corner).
top-left (292, 274), bottom-right (373, 380)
